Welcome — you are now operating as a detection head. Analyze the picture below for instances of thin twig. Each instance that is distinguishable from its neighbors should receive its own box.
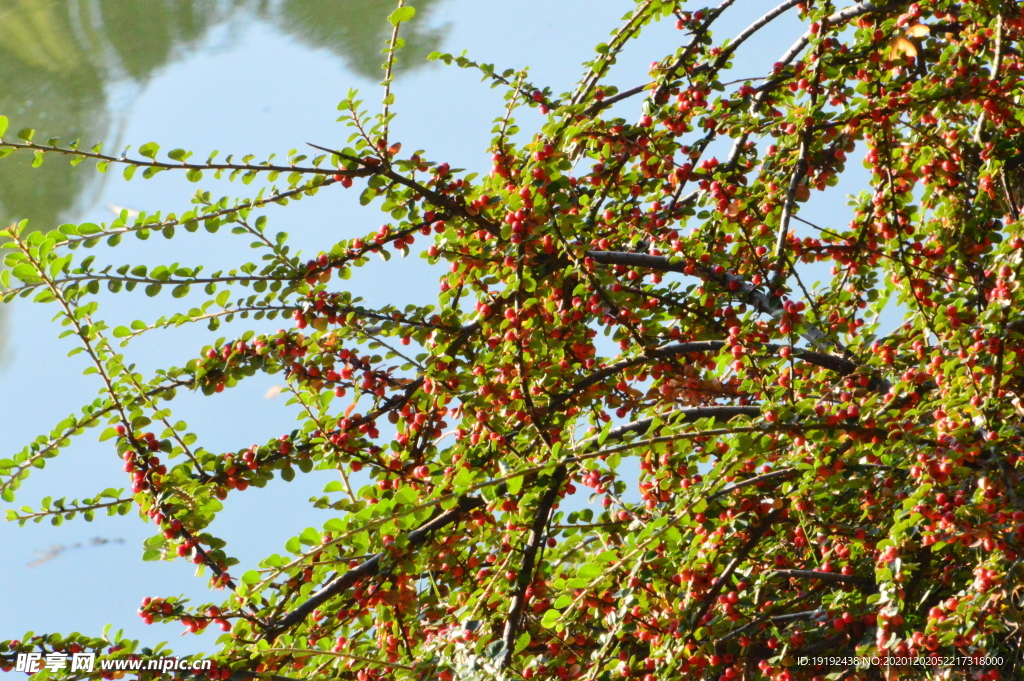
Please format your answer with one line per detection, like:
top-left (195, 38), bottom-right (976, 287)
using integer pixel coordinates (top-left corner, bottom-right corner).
top-left (381, 0), bottom-right (404, 148)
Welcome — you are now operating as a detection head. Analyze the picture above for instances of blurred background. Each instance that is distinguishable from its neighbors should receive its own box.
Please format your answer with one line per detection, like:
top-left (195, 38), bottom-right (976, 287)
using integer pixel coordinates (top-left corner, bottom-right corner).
top-left (0, 0), bottom-right (820, 657)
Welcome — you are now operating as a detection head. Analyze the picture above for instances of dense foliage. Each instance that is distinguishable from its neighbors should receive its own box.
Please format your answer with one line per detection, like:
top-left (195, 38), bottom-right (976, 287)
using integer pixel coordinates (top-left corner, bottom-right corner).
top-left (3, 1), bottom-right (1024, 679)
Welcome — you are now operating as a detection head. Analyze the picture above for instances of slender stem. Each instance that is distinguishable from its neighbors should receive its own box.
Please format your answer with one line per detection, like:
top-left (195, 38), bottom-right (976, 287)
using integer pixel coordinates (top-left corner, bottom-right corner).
top-left (0, 140), bottom-right (351, 176)
top-left (381, 0), bottom-right (404, 148)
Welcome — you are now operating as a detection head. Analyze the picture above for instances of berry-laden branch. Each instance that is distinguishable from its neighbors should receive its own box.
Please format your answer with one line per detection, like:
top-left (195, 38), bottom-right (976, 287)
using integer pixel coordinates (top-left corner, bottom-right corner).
top-left (584, 249), bottom-right (860, 359)
top-left (262, 495), bottom-right (484, 638)
top-left (689, 507), bottom-right (785, 630)
top-left (3, 0), bottom-right (1024, 679)
top-left (500, 465), bottom-right (567, 668)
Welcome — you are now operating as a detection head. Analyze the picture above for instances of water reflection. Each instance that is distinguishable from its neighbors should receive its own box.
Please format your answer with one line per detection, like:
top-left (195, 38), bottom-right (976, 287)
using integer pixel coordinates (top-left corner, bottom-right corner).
top-left (0, 0), bottom-right (449, 231)
top-left (0, 0), bottom-right (448, 365)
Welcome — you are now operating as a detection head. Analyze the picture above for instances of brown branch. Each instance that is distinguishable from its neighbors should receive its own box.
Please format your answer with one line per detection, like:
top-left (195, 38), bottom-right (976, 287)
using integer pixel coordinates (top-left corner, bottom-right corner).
top-left (691, 508), bottom-right (783, 628)
top-left (500, 465), bottom-right (567, 667)
top-left (723, 1), bottom-right (894, 173)
top-left (707, 467), bottom-right (797, 503)
top-left (798, 630), bottom-right (859, 656)
top-left (583, 251), bottom-right (882, 384)
top-left (551, 340), bottom-right (874, 412)
top-left (756, 1), bottom-right (895, 103)
top-left (719, 603), bottom-right (823, 643)
top-left (771, 569), bottom-right (875, 589)
top-left (583, 83), bottom-right (651, 116)
top-left (227, 671), bottom-right (303, 681)
top-left (650, 0), bottom-right (740, 103)
top-left (306, 143), bottom-right (500, 236)
top-left (263, 495), bottom-right (484, 638)
top-left (771, 136), bottom-right (810, 288)
top-left (582, 406), bottom-right (762, 448)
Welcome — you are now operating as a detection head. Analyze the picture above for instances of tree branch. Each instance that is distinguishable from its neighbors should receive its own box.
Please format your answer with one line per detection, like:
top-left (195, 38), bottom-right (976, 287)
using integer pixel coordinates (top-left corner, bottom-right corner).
top-left (307, 143), bottom-right (501, 236)
top-left (500, 465), bottom-right (567, 667)
top-left (263, 495), bottom-right (484, 638)
top-left (691, 508), bottom-right (783, 628)
top-left (772, 569), bottom-right (875, 589)
top-left (0, 140), bottom-right (358, 177)
top-left (551, 340), bottom-right (878, 412)
top-left (583, 250), bottom-right (887, 387)
top-left (771, 136), bottom-right (810, 288)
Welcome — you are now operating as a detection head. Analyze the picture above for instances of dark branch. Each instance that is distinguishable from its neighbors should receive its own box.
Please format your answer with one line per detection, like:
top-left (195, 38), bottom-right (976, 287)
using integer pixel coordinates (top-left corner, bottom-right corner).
top-left (500, 465), bottom-right (567, 667)
top-left (583, 250), bottom-right (892, 391)
top-left (772, 569), bottom-right (876, 589)
top-left (307, 143), bottom-right (501, 237)
top-left (691, 508), bottom-right (783, 628)
top-left (263, 495), bottom-right (484, 638)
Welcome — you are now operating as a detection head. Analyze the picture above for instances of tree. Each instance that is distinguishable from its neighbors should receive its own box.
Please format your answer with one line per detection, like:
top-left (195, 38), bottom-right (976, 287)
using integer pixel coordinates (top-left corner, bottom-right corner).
top-left (1, 0), bottom-right (1023, 679)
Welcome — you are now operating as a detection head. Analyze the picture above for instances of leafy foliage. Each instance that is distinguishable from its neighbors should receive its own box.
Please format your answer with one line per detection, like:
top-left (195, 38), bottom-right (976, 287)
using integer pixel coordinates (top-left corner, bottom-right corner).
top-left (3, 1), bottom-right (1024, 680)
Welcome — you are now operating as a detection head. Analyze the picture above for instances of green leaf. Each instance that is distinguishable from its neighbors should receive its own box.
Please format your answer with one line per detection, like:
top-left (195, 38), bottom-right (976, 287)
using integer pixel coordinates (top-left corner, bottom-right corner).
top-left (0, 115), bottom-right (7, 138)
top-left (540, 608), bottom-right (560, 629)
top-left (241, 570), bottom-right (260, 585)
top-left (139, 142), bottom-right (160, 159)
top-left (388, 6), bottom-right (415, 25)
top-left (515, 632), bottom-right (530, 653)
top-left (12, 263), bottom-right (39, 283)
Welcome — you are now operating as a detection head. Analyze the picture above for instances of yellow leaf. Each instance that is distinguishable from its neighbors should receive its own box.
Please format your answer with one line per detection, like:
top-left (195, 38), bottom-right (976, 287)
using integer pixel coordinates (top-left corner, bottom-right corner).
top-left (905, 23), bottom-right (930, 38)
top-left (888, 36), bottom-right (918, 59)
